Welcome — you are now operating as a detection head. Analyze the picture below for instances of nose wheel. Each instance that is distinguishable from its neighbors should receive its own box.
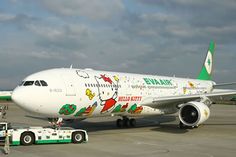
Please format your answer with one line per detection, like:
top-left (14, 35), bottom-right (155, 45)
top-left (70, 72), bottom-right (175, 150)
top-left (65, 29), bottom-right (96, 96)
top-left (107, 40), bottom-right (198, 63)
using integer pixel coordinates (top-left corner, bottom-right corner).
top-left (116, 117), bottom-right (136, 128)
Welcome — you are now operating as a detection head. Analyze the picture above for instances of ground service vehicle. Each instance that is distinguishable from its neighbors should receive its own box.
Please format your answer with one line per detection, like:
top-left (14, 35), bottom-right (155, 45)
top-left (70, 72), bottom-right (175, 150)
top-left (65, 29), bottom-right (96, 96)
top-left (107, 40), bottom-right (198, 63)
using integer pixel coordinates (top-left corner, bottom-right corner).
top-left (0, 122), bottom-right (88, 146)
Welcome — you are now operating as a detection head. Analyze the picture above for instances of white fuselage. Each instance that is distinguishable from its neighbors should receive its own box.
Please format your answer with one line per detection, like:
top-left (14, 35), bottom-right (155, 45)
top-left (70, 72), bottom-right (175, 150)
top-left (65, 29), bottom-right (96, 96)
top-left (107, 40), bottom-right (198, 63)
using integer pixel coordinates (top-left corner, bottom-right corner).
top-left (12, 68), bottom-right (214, 119)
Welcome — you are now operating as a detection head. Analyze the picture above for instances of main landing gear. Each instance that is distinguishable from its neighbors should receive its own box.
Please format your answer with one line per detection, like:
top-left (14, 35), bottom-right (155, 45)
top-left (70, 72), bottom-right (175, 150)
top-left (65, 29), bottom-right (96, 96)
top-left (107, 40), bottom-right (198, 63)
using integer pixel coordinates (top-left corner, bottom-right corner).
top-left (116, 117), bottom-right (136, 128)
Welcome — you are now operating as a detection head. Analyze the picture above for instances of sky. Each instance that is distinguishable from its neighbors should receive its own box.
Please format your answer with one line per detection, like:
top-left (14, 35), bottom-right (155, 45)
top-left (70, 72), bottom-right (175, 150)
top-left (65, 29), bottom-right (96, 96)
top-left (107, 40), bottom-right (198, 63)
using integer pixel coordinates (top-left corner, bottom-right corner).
top-left (0, 0), bottom-right (236, 90)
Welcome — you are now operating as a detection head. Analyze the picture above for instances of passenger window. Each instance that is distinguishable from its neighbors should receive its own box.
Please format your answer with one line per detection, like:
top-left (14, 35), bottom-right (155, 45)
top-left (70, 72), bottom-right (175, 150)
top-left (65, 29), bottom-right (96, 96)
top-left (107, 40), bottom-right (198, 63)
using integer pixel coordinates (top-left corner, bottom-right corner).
top-left (23, 81), bottom-right (34, 86)
top-left (35, 80), bottom-right (41, 86)
top-left (40, 80), bottom-right (48, 86)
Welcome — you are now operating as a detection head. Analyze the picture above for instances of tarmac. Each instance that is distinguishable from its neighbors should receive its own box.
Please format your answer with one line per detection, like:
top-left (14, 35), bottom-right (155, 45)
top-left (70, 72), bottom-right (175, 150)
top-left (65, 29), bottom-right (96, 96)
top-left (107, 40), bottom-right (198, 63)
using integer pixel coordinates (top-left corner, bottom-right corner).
top-left (0, 103), bottom-right (236, 157)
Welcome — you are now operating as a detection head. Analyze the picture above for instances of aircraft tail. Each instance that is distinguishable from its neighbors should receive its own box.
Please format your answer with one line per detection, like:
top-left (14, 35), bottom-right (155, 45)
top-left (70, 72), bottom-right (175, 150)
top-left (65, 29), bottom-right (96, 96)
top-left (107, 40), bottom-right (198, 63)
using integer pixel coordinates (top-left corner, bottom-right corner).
top-left (197, 41), bottom-right (215, 80)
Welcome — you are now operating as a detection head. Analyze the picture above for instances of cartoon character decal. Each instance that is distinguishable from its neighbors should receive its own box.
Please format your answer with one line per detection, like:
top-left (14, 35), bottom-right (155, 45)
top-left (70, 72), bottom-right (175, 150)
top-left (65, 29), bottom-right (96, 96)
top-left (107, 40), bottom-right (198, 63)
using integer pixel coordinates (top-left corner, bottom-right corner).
top-left (86, 88), bottom-right (95, 100)
top-left (95, 74), bottom-right (119, 113)
top-left (76, 70), bottom-right (89, 78)
top-left (188, 81), bottom-right (195, 88)
top-left (74, 102), bottom-right (97, 117)
top-left (59, 104), bottom-right (77, 115)
top-left (58, 72), bottom-right (124, 116)
top-left (100, 74), bottom-right (113, 84)
top-left (128, 104), bottom-right (143, 114)
top-left (112, 103), bottom-right (128, 113)
top-left (183, 87), bottom-right (187, 94)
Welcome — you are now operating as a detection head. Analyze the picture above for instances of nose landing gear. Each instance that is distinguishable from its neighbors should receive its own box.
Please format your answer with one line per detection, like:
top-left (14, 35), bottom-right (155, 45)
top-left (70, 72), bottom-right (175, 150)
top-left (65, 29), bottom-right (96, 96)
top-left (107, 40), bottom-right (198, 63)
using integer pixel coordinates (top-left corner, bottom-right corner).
top-left (116, 117), bottom-right (136, 128)
top-left (48, 118), bottom-right (63, 129)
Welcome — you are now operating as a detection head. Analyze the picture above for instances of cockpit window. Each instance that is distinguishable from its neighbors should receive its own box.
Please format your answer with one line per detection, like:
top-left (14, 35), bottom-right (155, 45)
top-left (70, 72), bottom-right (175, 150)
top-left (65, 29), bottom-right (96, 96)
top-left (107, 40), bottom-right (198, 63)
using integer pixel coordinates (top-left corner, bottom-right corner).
top-left (21, 80), bottom-right (48, 87)
top-left (40, 80), bottom-right (48, 86)
top-left (35, 80), bottom-right (41, 86)
top-left (23, 81), bottom-right (34, 86)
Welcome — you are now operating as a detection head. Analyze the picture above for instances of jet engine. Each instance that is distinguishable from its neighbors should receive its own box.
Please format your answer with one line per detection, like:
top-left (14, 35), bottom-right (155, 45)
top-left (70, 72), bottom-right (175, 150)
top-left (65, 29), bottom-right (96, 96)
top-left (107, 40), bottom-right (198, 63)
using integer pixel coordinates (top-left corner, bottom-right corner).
top-left (179, 101), bottom-right (210, 127)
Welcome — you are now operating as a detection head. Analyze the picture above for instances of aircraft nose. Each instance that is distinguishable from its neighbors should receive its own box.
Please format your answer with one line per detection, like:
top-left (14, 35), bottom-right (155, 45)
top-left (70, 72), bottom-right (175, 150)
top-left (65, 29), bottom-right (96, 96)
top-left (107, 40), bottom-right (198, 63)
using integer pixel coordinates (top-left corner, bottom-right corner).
top-left (12, 87), bottom-right (37, 113)
top-left (12, 88), bottom-right (27, 108)
top-left (12, 85), bottom-right (54, 116)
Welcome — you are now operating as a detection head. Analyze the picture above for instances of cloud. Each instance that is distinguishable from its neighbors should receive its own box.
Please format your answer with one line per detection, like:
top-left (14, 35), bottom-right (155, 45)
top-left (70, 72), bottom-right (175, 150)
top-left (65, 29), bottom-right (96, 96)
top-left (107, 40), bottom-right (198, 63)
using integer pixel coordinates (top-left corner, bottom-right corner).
top-left (41, 0), bottom-right (125, 20)
top-left (26, 24), bottom-right (64, 40)
top-left (27, 51), bottom-right (66, 60)
top-left (0, 13), bottom-right (16, 21)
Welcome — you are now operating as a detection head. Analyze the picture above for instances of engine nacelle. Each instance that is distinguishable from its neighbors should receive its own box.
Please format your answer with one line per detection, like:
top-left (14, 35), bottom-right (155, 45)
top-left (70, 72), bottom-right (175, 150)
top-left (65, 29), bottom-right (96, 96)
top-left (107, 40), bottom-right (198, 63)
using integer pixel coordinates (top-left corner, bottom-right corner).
top-left (179, 101), bottom-right (210, 127)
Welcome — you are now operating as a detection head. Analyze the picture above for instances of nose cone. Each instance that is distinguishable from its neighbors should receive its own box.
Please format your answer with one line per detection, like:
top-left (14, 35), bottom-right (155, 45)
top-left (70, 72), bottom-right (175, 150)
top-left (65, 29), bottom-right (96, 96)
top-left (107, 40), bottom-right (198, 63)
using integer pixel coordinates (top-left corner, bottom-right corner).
top-left (12, 87), bottom-right (38, 113)
top-left (12, 88), bottom-right (27, 109)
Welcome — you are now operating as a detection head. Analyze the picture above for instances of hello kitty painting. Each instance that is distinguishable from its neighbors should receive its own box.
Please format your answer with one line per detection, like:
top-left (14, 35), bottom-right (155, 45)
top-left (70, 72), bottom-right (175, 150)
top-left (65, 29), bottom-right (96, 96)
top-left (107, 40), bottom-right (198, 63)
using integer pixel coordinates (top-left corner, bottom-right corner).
top-left (95, 74), bottom-right (119, 113)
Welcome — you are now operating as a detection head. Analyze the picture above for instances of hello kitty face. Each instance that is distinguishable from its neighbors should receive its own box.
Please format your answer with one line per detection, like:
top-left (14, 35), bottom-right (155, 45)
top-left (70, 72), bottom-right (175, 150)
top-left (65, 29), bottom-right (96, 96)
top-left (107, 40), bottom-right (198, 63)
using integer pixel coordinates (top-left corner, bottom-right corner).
top-left (95, 74), bottom-right (118, 102)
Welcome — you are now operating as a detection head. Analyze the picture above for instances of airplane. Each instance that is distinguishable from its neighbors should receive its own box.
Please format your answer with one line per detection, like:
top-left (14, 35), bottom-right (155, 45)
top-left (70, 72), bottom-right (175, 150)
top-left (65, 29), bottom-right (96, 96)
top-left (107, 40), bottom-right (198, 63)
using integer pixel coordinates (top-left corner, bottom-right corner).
top-left (7, 41), bottom-right (236, 129)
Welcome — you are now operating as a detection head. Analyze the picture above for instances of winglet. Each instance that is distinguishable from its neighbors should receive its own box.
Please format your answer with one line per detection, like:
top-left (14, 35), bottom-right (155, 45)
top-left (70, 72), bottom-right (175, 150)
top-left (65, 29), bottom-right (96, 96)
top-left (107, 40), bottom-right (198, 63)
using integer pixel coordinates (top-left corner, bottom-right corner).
top-left (197, 41), bottom-right (215, 80)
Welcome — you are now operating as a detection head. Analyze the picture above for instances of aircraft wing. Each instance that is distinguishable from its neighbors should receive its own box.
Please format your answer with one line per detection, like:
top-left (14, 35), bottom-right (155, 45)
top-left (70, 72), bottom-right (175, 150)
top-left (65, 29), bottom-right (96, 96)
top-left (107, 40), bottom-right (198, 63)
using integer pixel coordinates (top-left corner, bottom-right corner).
top-left (140, 90), bottom-right (236, 109)
top-left (213, 82), bottom-right (236, 87)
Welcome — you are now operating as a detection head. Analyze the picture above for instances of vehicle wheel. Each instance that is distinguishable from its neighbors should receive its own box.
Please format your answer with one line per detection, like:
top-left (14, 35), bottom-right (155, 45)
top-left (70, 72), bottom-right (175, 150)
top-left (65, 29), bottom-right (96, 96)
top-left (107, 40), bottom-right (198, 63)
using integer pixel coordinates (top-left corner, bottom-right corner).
top-left (116, 119), bottom-right (123, 128)
top-left (72, 131), bottom-right (84, 143)
top-left (129, 118), bottom-right (136, 127)
top-left (20, 132), bottom-right (35, 146)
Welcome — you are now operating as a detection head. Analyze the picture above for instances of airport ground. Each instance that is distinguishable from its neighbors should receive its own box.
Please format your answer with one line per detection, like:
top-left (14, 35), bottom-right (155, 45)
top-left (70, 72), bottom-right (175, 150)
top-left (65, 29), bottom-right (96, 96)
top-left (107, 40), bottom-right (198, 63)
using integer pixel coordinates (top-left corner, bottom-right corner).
top-left (0, 103), bottom-right (236, 157)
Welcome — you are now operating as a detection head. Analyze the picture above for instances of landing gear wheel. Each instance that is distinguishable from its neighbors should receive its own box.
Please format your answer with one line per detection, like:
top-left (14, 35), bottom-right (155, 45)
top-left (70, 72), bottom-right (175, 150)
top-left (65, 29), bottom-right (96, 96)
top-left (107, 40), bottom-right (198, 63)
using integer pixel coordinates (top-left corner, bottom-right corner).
top-left (129, 118), bottom-right (136, 127)
top-left (116, 117), bottom-right (137, 128)
top-left (123, 118), bottom-right (130, 127)
top-left (72, 131), bottom-right (84, 143)
top-left (116, 119), bottom-right (123, 128)
top-left (20, 132), bottom-right (35, 146)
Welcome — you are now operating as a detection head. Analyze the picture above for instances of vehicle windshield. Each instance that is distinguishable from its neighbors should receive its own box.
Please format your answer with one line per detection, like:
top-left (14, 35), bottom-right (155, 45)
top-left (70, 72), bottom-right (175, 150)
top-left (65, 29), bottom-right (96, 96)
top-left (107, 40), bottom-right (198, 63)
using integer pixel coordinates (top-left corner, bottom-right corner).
top-left (0, 124), bottom-right (6, 131)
